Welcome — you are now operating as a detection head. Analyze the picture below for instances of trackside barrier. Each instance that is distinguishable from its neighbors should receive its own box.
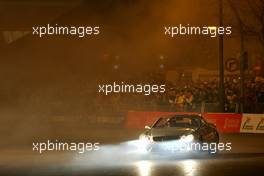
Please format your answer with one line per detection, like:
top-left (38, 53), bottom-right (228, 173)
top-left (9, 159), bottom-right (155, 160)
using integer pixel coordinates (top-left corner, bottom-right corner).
top-left (125, 111), bottom-right (198, 129)
top-left (203, 113), bottom-right (241, 133)
top-left (240, 114), bottom-right (264, 133)
top-left (125, 111), bottom-right (255, 133)
top-left (96, 116), bottom-right (125, 125)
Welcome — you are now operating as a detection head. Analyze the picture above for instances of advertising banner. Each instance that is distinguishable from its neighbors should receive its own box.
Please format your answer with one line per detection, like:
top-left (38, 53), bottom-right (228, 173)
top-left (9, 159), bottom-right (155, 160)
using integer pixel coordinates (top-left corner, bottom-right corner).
top-left (203, 113), bottom-right (242, 133)
top-left (125, 111), bottom-right (198, 129)
top-left (240, 114), bottom-right (264, 133)
top-left (125, 111), bottom-right (243, 133)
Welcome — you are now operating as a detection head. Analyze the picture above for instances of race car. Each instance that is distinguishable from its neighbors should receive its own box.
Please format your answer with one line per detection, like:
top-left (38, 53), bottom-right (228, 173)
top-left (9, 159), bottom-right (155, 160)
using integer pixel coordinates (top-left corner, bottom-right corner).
top-left (139, 114), bottom-right (219, 154)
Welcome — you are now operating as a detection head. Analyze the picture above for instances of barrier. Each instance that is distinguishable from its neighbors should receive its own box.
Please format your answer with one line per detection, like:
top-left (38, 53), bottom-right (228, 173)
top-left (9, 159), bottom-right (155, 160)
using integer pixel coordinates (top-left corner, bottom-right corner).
top-left (203, 113), bottom-right (241, 133)
top-left (125, 111), bottom-right (243, 133)
top-left (240, 114), bottom-right (264, 133)
top-left (126, 111), bottom-right (168, 129)
top-left (125, 111), bottom-right (199, 129)
top-left (96, 116), bottom-right (124, 125)
top-left (125, 111), bottom-right (264, 133)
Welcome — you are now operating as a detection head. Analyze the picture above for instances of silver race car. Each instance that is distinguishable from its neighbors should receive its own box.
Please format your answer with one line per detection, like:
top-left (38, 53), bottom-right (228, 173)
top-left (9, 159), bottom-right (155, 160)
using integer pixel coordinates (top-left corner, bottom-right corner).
top-left (139, 114), bottom-right (219, 154)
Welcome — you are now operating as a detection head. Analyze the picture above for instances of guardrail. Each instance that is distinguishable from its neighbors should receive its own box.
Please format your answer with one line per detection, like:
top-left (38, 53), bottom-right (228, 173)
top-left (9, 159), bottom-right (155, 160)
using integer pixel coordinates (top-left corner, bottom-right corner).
top-left (125, 111), bottom-right (264, 133)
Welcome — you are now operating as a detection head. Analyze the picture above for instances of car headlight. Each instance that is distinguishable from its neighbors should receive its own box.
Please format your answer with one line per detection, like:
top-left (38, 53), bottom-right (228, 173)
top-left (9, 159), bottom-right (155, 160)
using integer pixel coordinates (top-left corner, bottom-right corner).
top-left (138, 135), bottom-right (152, 153)
top-left (139, 135), bottom-right (153, 143)
top-left (139, 134), bottom-right (147, 141)
top-left (180, 134), bottom-right (194, 142)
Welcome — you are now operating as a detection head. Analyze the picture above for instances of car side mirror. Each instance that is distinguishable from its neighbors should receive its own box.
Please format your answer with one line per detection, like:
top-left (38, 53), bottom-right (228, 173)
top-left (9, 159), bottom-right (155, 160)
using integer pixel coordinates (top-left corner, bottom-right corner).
top-left (145, 125), bottom-right (151, 129)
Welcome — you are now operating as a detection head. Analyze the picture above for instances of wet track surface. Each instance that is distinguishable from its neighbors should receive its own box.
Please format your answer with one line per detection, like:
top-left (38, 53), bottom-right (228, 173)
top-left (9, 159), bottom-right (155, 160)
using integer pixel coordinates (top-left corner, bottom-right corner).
top-left (0, 132), bottom-right (264, 176)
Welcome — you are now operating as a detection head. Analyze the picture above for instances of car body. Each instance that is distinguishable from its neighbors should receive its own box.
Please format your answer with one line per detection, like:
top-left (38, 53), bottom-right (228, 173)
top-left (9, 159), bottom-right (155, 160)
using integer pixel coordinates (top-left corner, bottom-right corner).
top-left (139, 114), bottom-right (219, 154)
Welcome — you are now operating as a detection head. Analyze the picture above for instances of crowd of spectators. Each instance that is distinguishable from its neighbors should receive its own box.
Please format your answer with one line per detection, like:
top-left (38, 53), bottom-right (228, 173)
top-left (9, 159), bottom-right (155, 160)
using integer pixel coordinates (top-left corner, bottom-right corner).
top-left (95, 72), bottom-right (264, 113)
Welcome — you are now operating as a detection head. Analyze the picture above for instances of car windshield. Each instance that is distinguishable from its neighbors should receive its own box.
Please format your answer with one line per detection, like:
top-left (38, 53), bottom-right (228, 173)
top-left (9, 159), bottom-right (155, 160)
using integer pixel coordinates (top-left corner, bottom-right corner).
top-left (153, 115), bottom-right (201, 129)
